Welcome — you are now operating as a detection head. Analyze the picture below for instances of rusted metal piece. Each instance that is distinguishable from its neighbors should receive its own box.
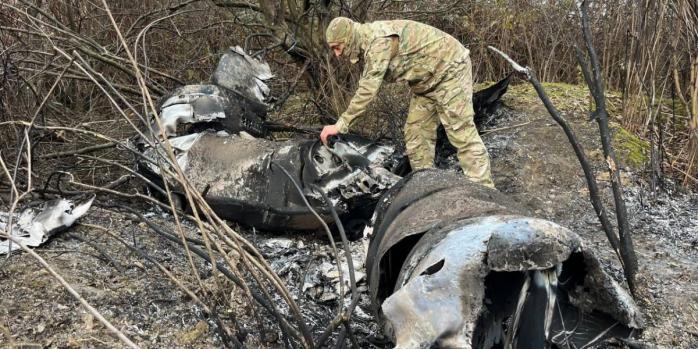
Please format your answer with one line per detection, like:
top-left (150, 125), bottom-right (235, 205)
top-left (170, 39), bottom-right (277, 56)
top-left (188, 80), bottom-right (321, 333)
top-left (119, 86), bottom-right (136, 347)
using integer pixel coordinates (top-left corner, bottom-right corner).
top-left (367, 169), bottom-right (643, 348)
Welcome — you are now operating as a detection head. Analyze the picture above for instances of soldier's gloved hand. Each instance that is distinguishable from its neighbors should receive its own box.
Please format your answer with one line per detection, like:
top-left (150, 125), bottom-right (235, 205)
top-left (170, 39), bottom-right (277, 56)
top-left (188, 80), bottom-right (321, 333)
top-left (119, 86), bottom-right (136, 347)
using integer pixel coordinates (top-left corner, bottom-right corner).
top-left (320, 124), bottom-right (340, 146)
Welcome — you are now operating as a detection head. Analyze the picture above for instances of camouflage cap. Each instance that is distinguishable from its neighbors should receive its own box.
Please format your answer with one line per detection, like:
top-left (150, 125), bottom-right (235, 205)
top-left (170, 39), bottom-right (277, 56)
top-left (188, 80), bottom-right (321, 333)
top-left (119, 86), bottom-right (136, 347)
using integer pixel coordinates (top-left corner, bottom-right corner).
top-left (325, 17), bottom-right (356, 44)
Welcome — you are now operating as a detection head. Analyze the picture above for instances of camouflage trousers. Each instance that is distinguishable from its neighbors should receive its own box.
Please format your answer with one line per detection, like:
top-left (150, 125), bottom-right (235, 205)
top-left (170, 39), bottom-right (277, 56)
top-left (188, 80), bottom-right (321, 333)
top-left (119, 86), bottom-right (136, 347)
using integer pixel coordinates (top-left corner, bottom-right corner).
top-left (404, 57), bottom-right (495, 188)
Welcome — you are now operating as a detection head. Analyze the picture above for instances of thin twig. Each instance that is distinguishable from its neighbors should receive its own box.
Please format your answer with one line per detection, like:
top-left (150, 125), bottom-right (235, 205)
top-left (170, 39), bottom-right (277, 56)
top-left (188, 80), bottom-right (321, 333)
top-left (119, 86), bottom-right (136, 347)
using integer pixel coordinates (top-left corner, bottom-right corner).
top-left (0, 152), bottom-right (19, 198)
top-left (40, 142), bottom-right (117, 159)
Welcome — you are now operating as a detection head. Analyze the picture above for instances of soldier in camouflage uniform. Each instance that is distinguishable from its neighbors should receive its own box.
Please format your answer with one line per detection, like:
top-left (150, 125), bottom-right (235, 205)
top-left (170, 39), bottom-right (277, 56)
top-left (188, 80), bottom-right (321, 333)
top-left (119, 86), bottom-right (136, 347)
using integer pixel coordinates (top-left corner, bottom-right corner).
top-left (321, 17), bottom-right (494, 188)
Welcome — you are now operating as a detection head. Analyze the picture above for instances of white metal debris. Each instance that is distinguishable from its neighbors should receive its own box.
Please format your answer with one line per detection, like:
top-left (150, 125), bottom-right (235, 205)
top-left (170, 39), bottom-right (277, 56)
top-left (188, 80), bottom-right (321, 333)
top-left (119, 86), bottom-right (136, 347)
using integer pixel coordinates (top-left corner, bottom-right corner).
top-left (0, 195), bottom-right (95, 254)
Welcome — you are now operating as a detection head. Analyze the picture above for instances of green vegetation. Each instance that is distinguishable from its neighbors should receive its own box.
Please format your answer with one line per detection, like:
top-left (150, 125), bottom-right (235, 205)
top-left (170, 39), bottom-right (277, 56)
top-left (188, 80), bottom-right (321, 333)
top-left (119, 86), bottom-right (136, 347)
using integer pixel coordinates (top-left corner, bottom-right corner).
top-left (500, 82), bottom-right (624, 118)
top-left (499, 81), bottom-right (649, 169)
top-left (612, 124), bottom-right (650, 168)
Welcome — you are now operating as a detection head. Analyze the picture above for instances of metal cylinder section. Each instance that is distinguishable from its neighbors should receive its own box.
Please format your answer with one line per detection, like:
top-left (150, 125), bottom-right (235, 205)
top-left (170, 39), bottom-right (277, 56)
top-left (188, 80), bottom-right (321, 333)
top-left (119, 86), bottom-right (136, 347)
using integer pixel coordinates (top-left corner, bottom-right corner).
top-left (367, 169), bottom-right (643, 348)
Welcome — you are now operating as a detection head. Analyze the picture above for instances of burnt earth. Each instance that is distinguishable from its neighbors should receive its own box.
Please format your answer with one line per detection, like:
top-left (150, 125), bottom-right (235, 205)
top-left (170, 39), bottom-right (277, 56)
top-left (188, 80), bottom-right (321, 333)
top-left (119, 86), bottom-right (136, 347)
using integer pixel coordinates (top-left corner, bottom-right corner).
top-left (1, 88), bottom-right (696, 348)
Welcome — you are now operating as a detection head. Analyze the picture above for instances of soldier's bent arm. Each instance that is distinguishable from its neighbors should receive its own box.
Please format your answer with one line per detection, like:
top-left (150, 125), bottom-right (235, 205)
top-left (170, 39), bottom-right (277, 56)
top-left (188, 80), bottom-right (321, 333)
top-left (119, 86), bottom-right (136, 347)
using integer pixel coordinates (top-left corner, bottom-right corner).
top-left (335, 37), bottom-right (393, 133)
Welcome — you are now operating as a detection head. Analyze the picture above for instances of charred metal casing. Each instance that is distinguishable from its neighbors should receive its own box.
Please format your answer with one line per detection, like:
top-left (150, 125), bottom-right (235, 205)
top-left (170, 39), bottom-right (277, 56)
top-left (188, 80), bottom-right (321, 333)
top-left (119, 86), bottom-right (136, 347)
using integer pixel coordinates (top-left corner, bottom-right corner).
top-left (158, 84), bottom-right (267, 137)
top-left (212, 46), bottom-right (273, 103)
top-left (367, 169), bottom-right (643, 348)
top-left (139, 133), bottom-right (400, 231)
top-left (153, 46), bottom-right (271, 139)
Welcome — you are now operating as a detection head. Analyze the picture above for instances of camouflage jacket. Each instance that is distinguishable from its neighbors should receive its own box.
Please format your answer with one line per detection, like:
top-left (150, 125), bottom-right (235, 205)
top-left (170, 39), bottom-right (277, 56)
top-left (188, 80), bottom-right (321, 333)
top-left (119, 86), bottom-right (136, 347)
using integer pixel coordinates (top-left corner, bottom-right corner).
top-left (336, 20), bottom-right (470, 133)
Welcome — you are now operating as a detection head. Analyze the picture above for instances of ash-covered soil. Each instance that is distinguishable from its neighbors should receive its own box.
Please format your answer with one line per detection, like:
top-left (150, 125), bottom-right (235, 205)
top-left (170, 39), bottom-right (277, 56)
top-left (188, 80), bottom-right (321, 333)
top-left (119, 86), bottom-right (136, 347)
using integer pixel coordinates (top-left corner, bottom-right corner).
top-left (1, 84), bottom-right (697, 348)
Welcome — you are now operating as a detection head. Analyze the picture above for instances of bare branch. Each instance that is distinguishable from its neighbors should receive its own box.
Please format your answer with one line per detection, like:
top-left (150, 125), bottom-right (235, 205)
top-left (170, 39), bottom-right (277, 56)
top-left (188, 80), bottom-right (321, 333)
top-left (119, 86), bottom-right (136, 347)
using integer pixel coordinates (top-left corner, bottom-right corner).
top-left (488, 45), bottom-right (624, 268)
top-left (577, 0), bottom-right (638, 294)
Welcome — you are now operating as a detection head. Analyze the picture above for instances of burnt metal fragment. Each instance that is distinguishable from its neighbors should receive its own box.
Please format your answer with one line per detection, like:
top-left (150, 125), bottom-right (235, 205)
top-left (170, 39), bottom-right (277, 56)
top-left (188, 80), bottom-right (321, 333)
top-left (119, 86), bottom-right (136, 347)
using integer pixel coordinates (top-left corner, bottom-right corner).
top-left (155, 46), bottom-right (271, 138)
top-left (139, 132), bottom-right (400, 231)
top-left (473, 73), bottom-right (513, 125)
top-left (0, 195), bottom-right (95, 254)
top-left (212, 46), bottom-right (273, 103)
top-left (158, 84), bottom-right (267, 137)
top-left (367, 169), bottom-right (642, 348)
top-left (137, 48), bottom-right (403, 232)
